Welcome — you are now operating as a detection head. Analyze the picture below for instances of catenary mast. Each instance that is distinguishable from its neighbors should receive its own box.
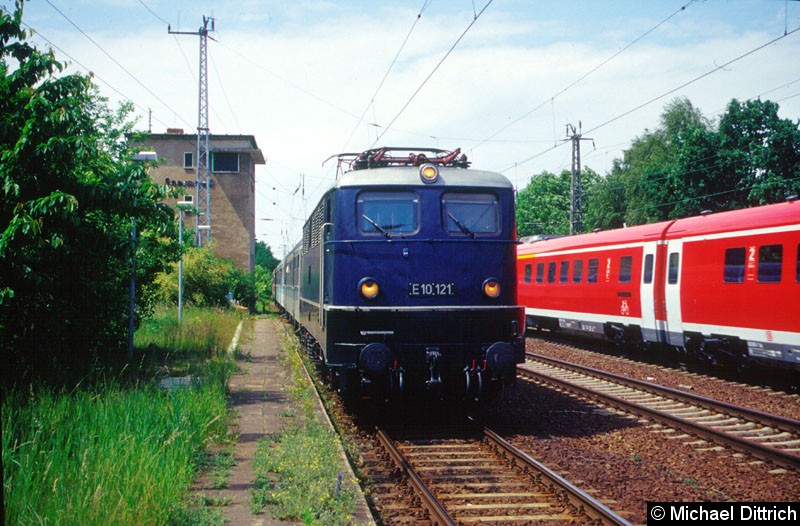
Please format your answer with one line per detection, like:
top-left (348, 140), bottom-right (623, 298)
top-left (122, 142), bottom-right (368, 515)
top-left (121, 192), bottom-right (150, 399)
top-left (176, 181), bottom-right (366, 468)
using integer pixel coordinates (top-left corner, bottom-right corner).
top-left (169, 16), bottom-right (215, 245)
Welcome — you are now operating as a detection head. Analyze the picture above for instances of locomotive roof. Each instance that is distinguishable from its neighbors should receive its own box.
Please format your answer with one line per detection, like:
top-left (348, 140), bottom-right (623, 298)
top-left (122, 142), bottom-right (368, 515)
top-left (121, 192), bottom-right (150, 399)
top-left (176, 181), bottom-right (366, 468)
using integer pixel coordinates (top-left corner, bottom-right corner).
top-left (518, 200), bottom-right (799, 255)
top-left (333, 166), bottom-right (514, 190)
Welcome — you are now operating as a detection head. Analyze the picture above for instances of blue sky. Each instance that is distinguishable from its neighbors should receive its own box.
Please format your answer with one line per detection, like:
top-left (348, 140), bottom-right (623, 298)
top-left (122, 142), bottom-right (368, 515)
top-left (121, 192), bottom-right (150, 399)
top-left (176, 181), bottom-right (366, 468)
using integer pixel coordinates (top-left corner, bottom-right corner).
top-left (8, 0), bottom-right (800, 253)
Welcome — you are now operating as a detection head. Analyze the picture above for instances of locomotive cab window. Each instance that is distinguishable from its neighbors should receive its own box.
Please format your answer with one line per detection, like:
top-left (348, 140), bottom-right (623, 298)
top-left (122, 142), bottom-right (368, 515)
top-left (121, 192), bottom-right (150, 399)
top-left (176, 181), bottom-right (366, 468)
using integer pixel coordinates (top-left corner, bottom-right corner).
top-left (442, 192), bottom-right (499, 236)
top-left (758, 244), bottom-right (782, 283)
top-left (357, 191), bottom-right (419, 235)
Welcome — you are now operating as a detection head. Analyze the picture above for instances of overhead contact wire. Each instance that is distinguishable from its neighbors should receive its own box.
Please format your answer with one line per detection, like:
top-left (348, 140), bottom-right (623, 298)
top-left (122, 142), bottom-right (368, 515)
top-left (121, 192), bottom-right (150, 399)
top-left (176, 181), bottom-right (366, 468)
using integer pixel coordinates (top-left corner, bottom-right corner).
top-left (45, 0), bottom-right (192, 129)
top-left (476, 0), bottom-right (698, 151)
top-left (341, 0), bottom-right (433, 151)
top-left (371, 0), bottom-right (494, 147)
top-left (500, 25), bottom-right (800, 175)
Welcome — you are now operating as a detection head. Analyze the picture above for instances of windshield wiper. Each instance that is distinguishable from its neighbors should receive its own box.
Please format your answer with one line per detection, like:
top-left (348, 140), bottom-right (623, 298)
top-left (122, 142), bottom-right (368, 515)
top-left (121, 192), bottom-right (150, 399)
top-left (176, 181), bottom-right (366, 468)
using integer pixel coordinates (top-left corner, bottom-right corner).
top-left (362, 214), bottom-right (391, 239)
top-left (448, 212), bottom-right (475, 238)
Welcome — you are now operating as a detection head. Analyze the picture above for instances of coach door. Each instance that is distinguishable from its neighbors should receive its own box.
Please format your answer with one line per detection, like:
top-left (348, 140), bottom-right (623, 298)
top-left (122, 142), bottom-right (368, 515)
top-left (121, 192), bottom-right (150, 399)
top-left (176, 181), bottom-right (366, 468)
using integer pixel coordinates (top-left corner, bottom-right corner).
top-left (664, 240), bottom-right (685, 347)
top-left (639, 242), bottom-right (663, 343)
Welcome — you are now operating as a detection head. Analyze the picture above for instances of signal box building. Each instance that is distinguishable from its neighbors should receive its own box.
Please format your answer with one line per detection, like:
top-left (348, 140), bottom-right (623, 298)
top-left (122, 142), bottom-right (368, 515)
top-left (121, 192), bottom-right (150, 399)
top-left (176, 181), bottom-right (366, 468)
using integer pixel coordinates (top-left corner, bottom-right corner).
top-left (140, 130), bottom-right (266, 272)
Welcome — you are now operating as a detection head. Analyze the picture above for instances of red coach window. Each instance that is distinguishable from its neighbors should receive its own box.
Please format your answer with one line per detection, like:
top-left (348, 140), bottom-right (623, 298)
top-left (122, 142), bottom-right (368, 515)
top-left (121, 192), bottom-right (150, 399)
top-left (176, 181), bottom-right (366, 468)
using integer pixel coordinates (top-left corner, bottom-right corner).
top-left (587, 258), bottom-right (599, 283)
top-left (724, 247), bottom-right (745, 283)
top-left (796, 243), bottom-right (800, 283)
top-left (573, 260), bottom-right (583, 283)
top-left (668, 253), bottom-right (680, 284)
top-left (757, 244), bottom-right (782, 283)
top-left (536, 263), bottom-right (544, 284)
top-left (643, 254), bottom-right (654, 284)
top-left (619, 256), bottom-right (633, 283)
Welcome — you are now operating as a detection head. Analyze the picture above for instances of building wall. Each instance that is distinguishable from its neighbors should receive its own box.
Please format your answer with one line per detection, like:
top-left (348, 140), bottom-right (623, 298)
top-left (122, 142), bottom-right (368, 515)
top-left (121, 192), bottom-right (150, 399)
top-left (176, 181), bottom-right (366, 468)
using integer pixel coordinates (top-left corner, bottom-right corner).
top-left (139, 132), bottom-right (265, 273)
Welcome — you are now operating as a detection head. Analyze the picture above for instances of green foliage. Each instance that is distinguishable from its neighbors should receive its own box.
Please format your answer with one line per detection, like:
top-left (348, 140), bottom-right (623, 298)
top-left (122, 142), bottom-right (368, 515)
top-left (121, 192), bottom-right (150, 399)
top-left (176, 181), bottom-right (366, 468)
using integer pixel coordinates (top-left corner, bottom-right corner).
top-left (134, 305), bottom-right (244, 366)
top-left (2, 306), bottom-right (240, 525)
top-left (255, 240), bottom-right (280, 270)
top-left (0, 3), bottom-right (174, 385)
top-left (716, 98), bottom-right (800, 206)
top-left (254, 264), bottom-right (273, 311)
top-left (251, 421), bottom-right (356, 524)
top-left (250, 338), bottom-right (356, 524)
top-left (253, 240), bottom-right (279, 312)
top-left (154, 243), bottom-right (253, 309)
top-left (516, 167), bottom-right (600, 237)
top-left (585, 96), bottom-right (800, 229)
top-left (2, 373), bottom-right (229, 525)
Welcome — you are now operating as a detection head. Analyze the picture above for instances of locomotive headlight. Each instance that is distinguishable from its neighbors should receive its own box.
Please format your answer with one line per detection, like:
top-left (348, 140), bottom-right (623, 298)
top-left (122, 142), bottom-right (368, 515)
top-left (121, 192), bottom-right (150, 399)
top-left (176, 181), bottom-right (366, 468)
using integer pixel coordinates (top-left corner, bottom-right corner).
top-left (419, 163), bottom-right (439, 184)
top-left (359, 277), bottom-right (380, 299)
top-left (482, 278), bottom-right (501, 298)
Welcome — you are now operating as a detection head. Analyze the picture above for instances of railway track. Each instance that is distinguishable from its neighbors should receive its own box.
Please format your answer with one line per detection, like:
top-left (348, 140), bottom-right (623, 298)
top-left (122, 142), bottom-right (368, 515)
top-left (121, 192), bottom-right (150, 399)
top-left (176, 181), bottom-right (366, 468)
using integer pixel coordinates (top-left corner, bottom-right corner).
top-left (363, 422), bottom-right (632, 525)
top-left (521, 352), bottom-right (800, 470)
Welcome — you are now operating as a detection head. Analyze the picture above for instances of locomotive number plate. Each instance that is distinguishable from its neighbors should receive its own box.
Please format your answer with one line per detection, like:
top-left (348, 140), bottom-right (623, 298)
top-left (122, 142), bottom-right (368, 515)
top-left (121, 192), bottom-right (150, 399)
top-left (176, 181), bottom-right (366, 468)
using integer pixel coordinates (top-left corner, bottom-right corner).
top-left (408, 282), bottom-right (456, 297)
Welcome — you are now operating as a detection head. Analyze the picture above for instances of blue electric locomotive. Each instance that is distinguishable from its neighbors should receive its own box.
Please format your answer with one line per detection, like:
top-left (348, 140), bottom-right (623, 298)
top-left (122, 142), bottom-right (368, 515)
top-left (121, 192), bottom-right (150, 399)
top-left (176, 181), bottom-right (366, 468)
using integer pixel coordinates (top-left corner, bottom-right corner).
top-left (273, 147), bottom-right (525, 401)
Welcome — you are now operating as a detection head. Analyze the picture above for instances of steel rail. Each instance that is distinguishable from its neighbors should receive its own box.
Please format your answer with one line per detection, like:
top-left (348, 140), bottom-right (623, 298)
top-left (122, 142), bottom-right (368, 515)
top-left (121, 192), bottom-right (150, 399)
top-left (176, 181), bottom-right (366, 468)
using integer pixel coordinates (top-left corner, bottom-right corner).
top-left (481, 426), bottom-right (633, 526)
top-left (527, 351), bottom-right (800, 432)
top-left (375, 427), bottom-right (456, 526)
top-left (519, 359), bottom-right (800, 470)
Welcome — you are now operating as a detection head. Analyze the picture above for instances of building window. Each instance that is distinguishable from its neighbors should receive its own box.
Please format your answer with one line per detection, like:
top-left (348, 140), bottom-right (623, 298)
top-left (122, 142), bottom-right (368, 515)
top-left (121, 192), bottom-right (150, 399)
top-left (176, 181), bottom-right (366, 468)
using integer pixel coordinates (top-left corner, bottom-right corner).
top-left (758, 244), bottom-right (782, 283)
top-left (183, 152), bottom-right (193, 169)
top-left (724, 247), bottom-right (745, 283)
top-left (212, 152), bottom-right (239, 173)
top-left (619, 255), bottom-right (633, 283)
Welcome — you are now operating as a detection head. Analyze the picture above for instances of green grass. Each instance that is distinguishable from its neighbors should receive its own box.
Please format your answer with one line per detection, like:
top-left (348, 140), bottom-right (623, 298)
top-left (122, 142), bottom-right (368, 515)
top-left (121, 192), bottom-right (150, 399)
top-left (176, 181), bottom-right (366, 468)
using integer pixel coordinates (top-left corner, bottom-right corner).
top-left (249, 336), bottom-right (358, 525)
top-left (2, 306), bottom-right (243, 525)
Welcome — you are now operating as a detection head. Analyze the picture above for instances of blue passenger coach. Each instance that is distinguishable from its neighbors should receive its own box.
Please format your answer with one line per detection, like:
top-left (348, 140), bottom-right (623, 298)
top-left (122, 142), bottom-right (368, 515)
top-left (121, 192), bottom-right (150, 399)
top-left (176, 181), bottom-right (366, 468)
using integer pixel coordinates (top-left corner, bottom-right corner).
top-left (274, 147), bottom-right (525, 401)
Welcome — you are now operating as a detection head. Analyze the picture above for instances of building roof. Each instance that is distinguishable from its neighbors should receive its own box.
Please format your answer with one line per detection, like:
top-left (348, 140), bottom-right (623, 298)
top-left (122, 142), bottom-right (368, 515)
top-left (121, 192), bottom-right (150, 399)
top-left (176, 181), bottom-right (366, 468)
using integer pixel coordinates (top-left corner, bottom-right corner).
top-left (147, 133), bottom-right (266, 165)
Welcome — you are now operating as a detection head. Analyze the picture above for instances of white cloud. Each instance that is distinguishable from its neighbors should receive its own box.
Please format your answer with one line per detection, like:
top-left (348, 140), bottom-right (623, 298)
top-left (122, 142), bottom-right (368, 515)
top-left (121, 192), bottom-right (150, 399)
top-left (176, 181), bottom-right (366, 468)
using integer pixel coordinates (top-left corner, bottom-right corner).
top-left (14, 0), bottom-right (800, 250)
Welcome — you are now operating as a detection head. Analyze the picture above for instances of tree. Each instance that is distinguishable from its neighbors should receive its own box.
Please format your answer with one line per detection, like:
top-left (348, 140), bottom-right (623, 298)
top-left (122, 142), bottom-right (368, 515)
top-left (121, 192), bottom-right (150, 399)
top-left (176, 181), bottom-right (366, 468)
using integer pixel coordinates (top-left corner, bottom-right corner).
top-left (253, 240), bottom-right (279, 312)
top-left (255, 240), bottom-right (279, 271)
top-left (716, 98), bottom-right (800, 206)
top-left (516, 167), bottom-right (600, 238)
top-left (592, 97), bottom-right (799, 228)
top-left (0, 3), bottom-right (173, 383)
top-left (153, 243), bottom-right (253, 309)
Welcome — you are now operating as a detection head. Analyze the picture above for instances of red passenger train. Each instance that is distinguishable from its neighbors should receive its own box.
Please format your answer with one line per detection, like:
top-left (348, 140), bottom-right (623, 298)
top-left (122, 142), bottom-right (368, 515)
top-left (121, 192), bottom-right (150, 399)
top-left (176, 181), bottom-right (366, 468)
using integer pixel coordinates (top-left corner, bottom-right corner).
top-left (517, 200), bottom-right (800, 371)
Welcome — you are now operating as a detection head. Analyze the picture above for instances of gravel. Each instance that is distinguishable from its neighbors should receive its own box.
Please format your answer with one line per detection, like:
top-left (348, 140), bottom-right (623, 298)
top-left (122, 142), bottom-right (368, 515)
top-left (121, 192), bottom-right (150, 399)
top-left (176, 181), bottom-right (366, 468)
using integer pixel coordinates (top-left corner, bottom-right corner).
top-left (477, 337), bottom-right (800, 525)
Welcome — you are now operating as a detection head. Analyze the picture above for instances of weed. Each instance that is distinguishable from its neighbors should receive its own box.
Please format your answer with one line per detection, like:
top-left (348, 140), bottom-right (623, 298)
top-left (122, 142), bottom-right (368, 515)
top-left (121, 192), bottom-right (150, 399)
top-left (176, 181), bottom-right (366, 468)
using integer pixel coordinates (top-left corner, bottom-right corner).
top-left (249, 335), bottom-right (357, 524)
top-left (2, 307), bottom-right (242, 525)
